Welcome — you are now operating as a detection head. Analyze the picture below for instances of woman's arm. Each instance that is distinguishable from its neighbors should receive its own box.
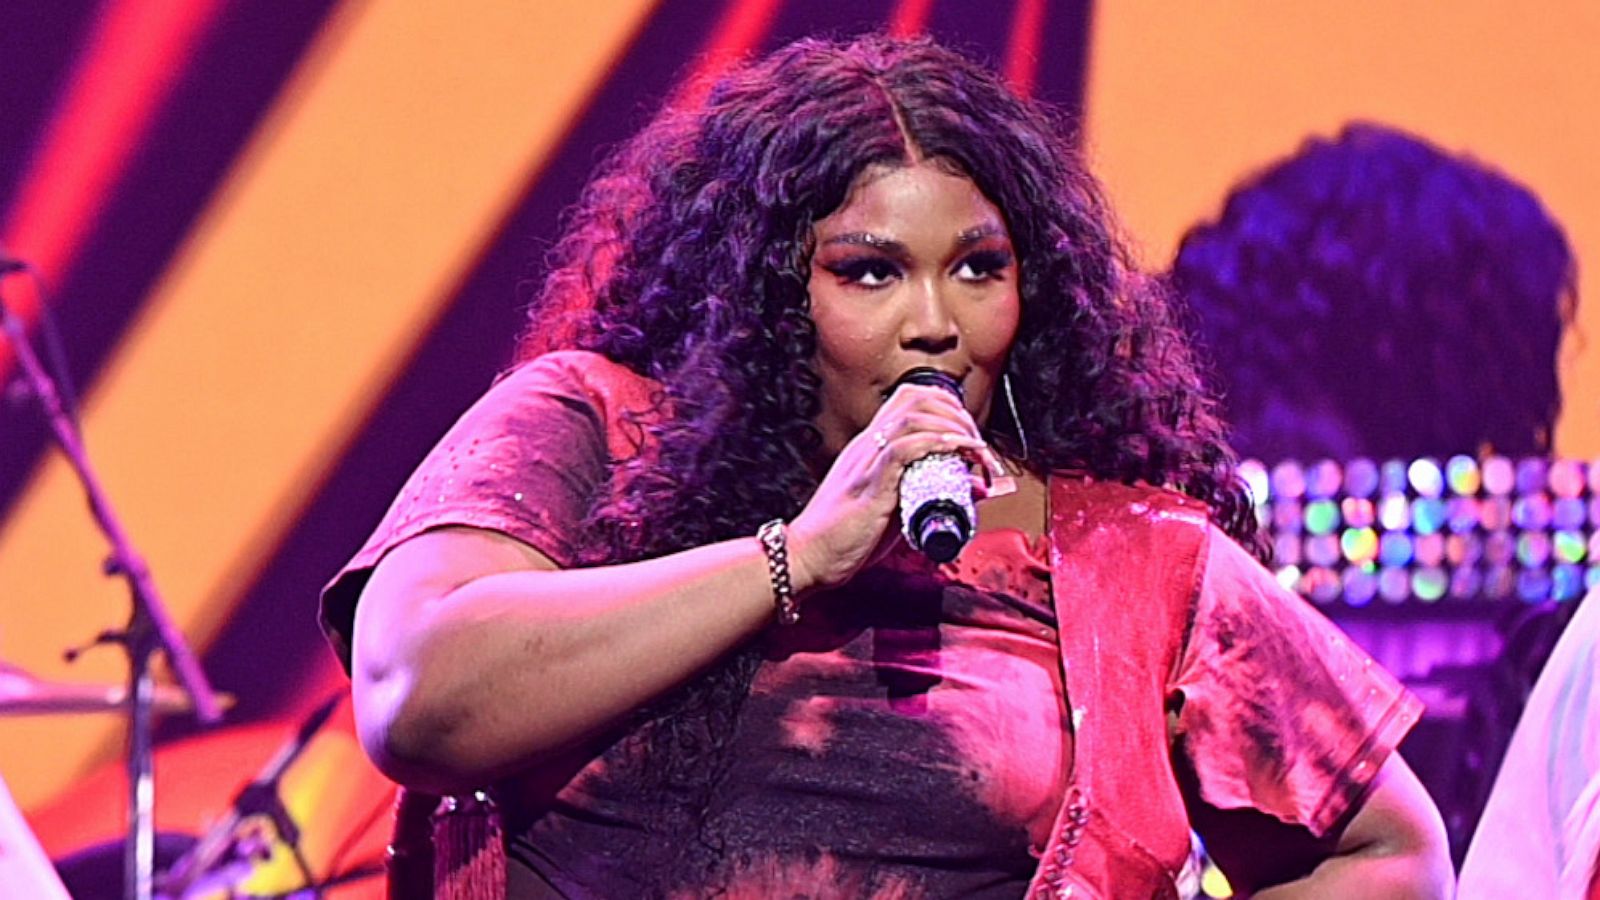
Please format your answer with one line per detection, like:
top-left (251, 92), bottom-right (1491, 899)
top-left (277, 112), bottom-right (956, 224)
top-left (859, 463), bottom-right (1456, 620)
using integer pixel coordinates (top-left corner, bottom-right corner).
top-left (1174, 527), bottom-right (1450, 897)
top-left (351, 384), bottom-right (990, 794)
top-left (352, 525), bottom-right (784, 794)
top-left (1252, 753), bottom-right (1451, 899)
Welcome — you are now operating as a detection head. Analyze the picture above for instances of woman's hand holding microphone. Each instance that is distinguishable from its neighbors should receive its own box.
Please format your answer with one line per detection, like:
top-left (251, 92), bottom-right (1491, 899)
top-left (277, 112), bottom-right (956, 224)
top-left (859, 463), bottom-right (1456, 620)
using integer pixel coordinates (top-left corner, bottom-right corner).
top-left (784, 379), bottom-right (1009, 595)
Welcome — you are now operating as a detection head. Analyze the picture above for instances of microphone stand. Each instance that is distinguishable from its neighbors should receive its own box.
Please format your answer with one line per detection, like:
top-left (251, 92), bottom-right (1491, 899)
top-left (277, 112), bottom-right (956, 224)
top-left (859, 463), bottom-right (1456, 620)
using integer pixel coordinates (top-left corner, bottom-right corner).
top-left (159, 693), bottom-right (344, 899)
top-left (0, 275), bottom-right (223, 900)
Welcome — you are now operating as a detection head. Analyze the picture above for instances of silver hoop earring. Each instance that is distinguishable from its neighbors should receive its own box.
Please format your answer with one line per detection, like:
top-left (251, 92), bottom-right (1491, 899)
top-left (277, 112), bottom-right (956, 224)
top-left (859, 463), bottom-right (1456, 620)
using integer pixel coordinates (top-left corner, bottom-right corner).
top-left (1002, 372), bottom-right (1030, 460)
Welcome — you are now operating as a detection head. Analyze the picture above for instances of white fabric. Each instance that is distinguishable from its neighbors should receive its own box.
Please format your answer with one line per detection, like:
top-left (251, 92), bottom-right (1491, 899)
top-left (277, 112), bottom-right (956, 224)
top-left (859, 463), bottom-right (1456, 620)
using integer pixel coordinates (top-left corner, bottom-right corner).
top-left (0, 773), bottom-right (71, 900)
top-left (1459, 588), bottom-right (1600, 899)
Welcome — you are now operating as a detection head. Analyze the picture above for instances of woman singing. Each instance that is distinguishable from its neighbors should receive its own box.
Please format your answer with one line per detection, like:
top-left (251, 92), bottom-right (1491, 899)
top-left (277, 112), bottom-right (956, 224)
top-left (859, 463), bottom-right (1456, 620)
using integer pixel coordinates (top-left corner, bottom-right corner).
top-left (321, 34), bottom-right (1450, 898)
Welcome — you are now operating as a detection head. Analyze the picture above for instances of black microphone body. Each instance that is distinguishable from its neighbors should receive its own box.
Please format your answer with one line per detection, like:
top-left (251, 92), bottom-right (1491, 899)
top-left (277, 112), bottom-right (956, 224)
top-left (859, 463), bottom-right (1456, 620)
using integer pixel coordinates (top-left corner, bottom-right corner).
top-left (893, 368), bottom-right (975, 562)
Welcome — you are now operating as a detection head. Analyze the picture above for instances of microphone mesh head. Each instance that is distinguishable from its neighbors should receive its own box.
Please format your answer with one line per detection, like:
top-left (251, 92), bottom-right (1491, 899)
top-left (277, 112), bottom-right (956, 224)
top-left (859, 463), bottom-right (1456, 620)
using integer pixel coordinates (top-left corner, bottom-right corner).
top-left (899, 451), bottom-right (975, 559)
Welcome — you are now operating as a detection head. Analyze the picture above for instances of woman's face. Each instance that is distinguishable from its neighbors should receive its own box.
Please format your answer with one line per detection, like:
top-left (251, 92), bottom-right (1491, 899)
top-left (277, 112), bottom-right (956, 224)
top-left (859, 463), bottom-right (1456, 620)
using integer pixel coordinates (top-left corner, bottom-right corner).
top-left (808, 159), bottom-right (1021, 456)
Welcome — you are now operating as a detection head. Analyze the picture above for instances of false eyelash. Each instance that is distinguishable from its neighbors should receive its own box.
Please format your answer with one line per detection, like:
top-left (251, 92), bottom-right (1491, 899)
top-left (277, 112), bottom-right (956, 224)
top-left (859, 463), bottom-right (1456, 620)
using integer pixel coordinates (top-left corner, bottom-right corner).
top-left (821, 256), bottom-right (902, 284)
top-left (956, 249), bottom-right (1015, 278)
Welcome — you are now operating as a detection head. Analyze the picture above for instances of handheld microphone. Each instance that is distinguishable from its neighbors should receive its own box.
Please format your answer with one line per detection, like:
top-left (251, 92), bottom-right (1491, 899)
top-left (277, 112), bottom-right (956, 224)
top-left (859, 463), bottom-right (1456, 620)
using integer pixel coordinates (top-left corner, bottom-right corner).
top-left (893, 368), bottom-right (975, 563)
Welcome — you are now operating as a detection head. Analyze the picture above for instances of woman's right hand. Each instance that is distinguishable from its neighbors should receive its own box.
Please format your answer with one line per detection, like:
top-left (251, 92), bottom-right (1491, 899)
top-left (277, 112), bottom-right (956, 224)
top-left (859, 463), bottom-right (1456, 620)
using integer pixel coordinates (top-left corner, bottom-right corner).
top-left (785, 383), bottom-right (999, 592)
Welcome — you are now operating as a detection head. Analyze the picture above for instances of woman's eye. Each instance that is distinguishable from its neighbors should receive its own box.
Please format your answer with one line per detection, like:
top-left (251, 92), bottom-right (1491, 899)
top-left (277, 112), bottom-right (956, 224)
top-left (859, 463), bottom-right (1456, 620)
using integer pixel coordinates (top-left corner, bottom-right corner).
top-left (954, 250), bottom-right (1013, 282)
top-left (826, 258), bottom-right (901, 288)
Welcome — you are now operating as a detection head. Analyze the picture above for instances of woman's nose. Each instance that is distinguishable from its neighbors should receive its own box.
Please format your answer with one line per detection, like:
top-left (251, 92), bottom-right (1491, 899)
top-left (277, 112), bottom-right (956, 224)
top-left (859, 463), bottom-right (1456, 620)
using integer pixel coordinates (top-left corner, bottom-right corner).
top-left (899, 278), bottom-right (959, 353)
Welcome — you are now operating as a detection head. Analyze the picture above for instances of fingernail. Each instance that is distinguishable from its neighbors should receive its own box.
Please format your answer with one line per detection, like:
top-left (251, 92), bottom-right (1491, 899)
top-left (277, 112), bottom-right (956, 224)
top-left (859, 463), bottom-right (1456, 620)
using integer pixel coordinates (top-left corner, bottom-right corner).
top-left (978, 446), bottom-right (1007, 477)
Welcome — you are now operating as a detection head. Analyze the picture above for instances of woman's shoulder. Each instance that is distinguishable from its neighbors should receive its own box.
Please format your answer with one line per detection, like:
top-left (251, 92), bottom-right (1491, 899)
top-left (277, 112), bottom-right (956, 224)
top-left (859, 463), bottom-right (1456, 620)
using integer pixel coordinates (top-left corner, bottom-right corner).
top-left (502, 349), bottom-right (652, 395)
top-left (1046, 474), bottom-right (1214, 582)
top-left (499, 350), bottom-right (660, 413)
top-left (1047, 474), bottom-right (1211, 526)
top-left (502, 350), bottom-right (663, 460)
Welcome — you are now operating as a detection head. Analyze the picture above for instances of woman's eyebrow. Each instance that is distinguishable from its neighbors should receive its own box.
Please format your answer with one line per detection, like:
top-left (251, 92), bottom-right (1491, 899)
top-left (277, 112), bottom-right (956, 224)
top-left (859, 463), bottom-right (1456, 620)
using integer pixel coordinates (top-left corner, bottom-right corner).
top-left (822, 232), bottom-right (906, 254)
top-left (956, 223), bottom-right (1007, 245)
top-left (823, 224), bottom-right (1007, 254)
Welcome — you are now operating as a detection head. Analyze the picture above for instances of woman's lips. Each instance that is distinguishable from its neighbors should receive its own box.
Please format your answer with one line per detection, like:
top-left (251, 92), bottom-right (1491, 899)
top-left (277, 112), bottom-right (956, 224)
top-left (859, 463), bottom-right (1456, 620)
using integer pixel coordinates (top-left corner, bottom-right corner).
top-left (880, 368), bottom-right (969, 400)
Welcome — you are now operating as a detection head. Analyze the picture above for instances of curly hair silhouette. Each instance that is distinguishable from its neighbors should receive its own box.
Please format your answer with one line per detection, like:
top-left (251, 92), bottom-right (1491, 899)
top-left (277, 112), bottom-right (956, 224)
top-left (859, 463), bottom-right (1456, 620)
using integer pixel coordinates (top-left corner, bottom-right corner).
top-left (1171, 123), bottom-right (1576, 463)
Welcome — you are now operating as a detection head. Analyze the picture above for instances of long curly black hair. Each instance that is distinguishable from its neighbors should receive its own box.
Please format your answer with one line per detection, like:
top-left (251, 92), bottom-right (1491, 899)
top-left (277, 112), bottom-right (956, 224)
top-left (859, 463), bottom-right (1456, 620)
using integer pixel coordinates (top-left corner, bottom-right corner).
top-left (519, 32), bottom-right (1259, 875)
top-left (1171, 122), bottom-right (1577, 462)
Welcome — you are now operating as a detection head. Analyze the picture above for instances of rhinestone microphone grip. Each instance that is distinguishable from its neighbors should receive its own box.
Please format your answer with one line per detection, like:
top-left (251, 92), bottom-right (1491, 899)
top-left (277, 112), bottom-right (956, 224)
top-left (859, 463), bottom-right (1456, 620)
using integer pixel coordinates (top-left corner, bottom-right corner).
top-left (892, 368), bottom-right (975, 562)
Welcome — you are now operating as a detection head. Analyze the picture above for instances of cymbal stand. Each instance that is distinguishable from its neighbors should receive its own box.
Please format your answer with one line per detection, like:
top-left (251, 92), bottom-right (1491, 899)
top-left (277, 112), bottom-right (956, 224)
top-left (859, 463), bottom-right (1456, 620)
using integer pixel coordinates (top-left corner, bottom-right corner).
top-left (0, 275), bottom-right (223, 900)
top-left (159, 693), bottom-right (343, 898)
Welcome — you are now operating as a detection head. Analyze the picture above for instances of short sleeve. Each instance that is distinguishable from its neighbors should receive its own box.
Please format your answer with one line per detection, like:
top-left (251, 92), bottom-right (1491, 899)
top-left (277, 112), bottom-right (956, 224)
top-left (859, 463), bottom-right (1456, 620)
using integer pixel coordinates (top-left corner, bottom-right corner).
top-left (1169, 526), bottom-right (1424, 837)
top-left (318, 351), bottom-right (650, 670)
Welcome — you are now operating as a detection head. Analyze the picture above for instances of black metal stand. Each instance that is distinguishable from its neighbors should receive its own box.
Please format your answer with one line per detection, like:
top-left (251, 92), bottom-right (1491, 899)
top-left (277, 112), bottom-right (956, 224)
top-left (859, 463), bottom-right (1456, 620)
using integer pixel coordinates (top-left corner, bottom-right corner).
top-left (0, 274), bottom-right (223, 900)
top-left (160, 693), bottom-right (343, 898)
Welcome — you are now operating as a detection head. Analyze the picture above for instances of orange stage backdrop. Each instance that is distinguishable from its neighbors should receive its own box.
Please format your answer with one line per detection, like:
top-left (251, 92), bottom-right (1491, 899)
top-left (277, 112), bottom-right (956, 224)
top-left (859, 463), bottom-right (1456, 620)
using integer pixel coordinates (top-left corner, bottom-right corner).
top-left (1085, 2), bottom-right (1599, 454)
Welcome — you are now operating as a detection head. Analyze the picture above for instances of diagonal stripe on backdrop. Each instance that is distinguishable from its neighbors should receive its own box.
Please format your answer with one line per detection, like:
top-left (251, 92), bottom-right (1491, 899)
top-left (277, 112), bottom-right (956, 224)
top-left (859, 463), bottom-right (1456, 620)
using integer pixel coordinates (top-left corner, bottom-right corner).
top-left (0, 0), bottom-right (225, 378)
top-left (176, 0), bottom-right (799, 743)
top-left (0, 0), bottom-right (658, 811)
